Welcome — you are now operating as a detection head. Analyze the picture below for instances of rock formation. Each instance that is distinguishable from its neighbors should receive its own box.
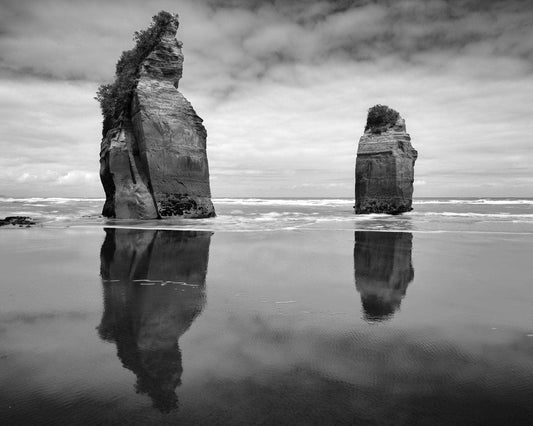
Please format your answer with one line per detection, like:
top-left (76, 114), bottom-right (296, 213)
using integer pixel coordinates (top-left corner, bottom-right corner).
top-left (355, 105), bottom-right (417, 214)
top-left (98, 228), bottom-right (211, 412)
top-left (0, 216), bottom-right (35, 227)
top-left (354, 231), bottom-right (414, 322)
top-left (98, 12), bottom-right (215, 219)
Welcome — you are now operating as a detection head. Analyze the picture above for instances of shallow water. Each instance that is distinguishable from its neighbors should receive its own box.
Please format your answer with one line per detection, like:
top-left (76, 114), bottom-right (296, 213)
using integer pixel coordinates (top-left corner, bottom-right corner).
top-left (1, 226), bottom-right (532, 424)
top-left (2, 197), bottom-right (533, 233)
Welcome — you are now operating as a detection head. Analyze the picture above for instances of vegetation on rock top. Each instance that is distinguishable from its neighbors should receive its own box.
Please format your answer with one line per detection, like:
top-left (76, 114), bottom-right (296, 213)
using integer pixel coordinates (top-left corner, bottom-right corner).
top-left (365, 104), bottom-right (400, 134)
top-left (95, 11), bottom-right (177, 136)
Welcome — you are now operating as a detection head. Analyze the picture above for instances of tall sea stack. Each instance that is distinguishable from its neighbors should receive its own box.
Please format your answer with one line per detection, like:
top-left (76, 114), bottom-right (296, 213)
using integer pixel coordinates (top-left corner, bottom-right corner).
top-left (355, 105), bottom-right (417, 214)
top-left (97, 12), bottom-right (215, 219)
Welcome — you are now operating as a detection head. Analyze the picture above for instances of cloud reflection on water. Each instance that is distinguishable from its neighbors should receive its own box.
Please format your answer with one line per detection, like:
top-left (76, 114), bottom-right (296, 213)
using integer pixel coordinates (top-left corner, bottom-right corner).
top-left (84, 228), bottom-right (533, 424)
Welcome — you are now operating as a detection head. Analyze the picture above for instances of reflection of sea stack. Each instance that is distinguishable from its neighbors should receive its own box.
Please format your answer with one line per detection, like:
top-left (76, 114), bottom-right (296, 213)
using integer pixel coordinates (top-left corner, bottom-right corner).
top-left (98, 12), bottom-right (215, 219)
top-left (354, 231), bottom-right (414, 322)
top-left (355, 105), bottom-right (417, 214)
top-left (98, 229), bottom-right (211, 413)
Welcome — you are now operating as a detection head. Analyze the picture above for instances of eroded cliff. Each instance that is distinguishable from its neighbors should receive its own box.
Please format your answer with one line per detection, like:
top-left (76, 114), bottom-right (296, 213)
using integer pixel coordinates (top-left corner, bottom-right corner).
top-left (355, 105), bottom-right (417, 214)
top-left (98, 12), bottom-right (215, 219)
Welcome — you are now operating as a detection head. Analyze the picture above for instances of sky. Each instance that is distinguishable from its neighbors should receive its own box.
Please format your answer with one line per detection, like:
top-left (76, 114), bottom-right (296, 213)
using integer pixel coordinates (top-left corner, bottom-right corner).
top-left (0, 0), bottom-right (532, 198)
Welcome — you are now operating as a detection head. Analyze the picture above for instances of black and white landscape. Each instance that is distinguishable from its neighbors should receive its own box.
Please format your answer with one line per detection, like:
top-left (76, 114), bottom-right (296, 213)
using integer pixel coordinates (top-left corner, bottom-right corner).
top-left (1, 1), bottom-right (533, 424)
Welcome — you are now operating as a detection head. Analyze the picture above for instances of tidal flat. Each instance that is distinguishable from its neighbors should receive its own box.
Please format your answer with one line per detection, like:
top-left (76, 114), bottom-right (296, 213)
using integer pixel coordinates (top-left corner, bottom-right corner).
top-left (1, 227), bottom-right (533, 424)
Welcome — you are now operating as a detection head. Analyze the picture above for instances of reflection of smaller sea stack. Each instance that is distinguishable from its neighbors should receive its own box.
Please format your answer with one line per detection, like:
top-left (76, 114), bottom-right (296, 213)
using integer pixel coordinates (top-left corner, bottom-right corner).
top-left (355, 105), bottom-right (417, 214)
top-left (354, 231), bottom-right (414, 322)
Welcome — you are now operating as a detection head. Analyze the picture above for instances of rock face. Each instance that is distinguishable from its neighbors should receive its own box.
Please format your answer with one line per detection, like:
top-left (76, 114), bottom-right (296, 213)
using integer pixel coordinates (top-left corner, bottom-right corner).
top-left (355, 108), bottom-right (417, 214)
top-left (98, 228), bottom-right (211, 412)
top-left (354, 231), bottom-right (414, 322)
top-left (99, 14), bottom-right (215, 219)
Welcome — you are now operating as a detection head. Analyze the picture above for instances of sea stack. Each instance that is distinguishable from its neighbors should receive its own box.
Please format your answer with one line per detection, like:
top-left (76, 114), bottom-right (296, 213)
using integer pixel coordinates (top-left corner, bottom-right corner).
top-left (355, 105), bottom-right (417, 214)
top-left (97, 12), bottom-right (215, 219)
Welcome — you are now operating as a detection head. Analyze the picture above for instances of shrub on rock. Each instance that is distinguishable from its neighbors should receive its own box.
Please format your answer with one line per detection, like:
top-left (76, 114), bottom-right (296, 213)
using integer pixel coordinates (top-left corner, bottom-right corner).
top-left (365, 105), bottom-right (400, 134)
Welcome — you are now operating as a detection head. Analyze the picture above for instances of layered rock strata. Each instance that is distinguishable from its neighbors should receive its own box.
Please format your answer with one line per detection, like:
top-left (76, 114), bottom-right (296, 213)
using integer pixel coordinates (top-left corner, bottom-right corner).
top-left (355, 111), bottom-right (417, 214)
top-left (100, 14), bottom-right (215, 219)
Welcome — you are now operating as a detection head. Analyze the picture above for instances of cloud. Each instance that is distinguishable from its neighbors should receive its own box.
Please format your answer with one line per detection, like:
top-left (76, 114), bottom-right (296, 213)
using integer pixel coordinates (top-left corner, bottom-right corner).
top-left (0, 0), bottom-right (533, 197)
top-left (56, 171), bottom-right (99, 186)
top-left (2, 0), bottom-right (533, 83)
top-left (0, 78), bottom-right (101, 196)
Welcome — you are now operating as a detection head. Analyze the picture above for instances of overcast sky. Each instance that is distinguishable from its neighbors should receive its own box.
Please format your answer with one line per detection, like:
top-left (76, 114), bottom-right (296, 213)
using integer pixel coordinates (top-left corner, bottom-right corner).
top-left (0, 0), bottom-right (532, 198)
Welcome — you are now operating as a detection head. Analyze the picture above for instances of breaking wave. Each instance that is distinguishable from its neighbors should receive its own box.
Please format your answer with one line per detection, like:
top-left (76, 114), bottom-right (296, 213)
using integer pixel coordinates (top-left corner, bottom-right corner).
top-left (409, 212), bottom-right (533, 219)
top-left (413, 199), bottom-right (533, 205)
top-left (215, 198), bottom-right (533, 207)
top-left (1, 197), bottom-right (532, 233)
top-left (0, 197), bottom-right (105, 203)
top-left (214, 198), bottom-right (354, 207)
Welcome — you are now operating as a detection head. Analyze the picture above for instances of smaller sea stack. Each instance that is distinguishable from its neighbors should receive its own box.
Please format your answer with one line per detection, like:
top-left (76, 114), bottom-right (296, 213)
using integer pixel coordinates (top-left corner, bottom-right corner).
top-left (355, 105), bottom-right (417, 214)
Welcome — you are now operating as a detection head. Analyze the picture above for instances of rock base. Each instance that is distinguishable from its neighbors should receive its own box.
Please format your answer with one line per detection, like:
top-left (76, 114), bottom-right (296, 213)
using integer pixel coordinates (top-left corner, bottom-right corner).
top-left (355, 198), bottom-right (412, 215)
top-left (157, 195), bottom-right (216, 218)
top-left (0, 216), bottom-right (35, 227)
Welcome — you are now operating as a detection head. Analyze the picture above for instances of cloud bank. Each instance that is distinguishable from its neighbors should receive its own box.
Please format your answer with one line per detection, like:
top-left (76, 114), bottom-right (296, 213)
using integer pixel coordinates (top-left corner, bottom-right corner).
top-left (0, 0), bottom-right (532, 197)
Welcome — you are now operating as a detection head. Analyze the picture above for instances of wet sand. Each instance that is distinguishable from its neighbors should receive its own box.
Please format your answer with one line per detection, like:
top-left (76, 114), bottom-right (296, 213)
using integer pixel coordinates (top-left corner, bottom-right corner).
top-left (1, 228), bottom-right (533, 424)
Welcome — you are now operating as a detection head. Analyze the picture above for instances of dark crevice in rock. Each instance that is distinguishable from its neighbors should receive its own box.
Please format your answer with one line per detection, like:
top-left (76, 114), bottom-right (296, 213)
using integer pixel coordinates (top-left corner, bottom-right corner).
top-left (131, 98), bottom-right (159, 216)
top-left (127, 155), bottom-right (137, 185)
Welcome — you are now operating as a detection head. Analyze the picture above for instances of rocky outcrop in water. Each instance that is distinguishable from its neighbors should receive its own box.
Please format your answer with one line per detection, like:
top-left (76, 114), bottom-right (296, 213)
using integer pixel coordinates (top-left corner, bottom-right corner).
top-left (98, 228), bottom-right (211, 412)
top-left (354, 231), bottom-right (414, 322)
top-left (0, 216), bottom-right (35, 227)
top-left (355, 105), bottom-right (417, 214)
top-left (98, 12), bottom-right (215, 219)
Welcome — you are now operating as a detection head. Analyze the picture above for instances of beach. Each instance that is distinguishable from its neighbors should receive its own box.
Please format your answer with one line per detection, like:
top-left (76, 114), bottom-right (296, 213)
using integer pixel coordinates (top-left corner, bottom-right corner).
top-left (1, 200), bottom-right (533, 424)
